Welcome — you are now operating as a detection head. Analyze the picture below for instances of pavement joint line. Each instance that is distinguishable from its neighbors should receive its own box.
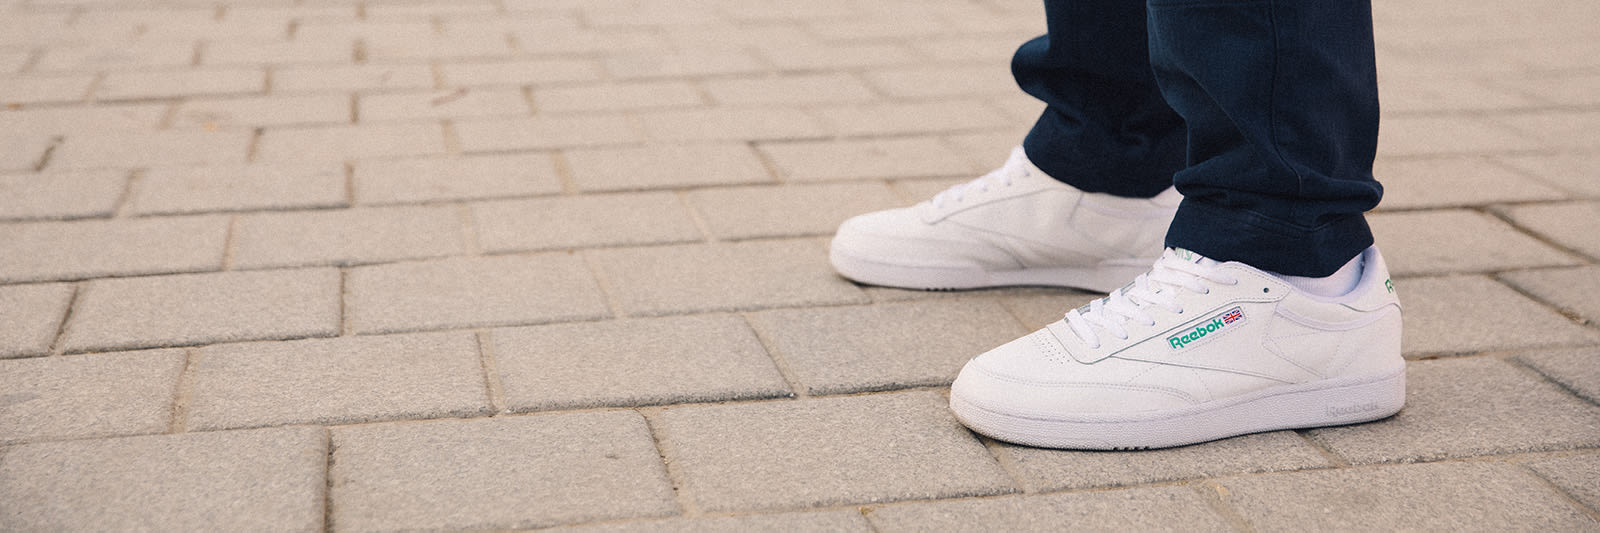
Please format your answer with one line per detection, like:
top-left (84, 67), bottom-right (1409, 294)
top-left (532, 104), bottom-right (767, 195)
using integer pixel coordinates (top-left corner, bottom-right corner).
top-left (740, 311), bottom-right (810, 399)
top-left (1193, 480), bottom-right (1258, 533)
top-left (638, 407), bottom-right (702, 519)
top-left (1293, 429), bottom-right (1355, 468)
top-left (166, 348), bottom-right (200, 433)
top-left (338, 267), bottom-right (352, 336)
top-left (673, 190), bottom-right (718, 243)
top-left (1517, 462), bottom-right (1600, 521)
top-left (30, 135), bottom-right (62, 172)
top-left (245, 127), bottom-right (263, 162)
top-left (454, 203), bottom-right (481, 254)
top-left (45, 282), bottom-right (83, 357)
top-left (977, 434), bottom-right (1034, 494)
top-left (1483, 155), bottom-right (1596, 199)
top-left (1501, 353), bottom-right (1600, 407)
top-left (520, 84), bottom-right (537, 114)
top-left (1491, 272), bottom-right (1599, 330)
top-left (440, 119), bottom-right (461, 154)
top-left (472, 330), bottom-right (508, 415)
top-left (576, 249), bottom-right (627, 320)
top-left (1480, 203), bottom-right (1600, 264)
top-left (320, 427), bottom-right (335, 533)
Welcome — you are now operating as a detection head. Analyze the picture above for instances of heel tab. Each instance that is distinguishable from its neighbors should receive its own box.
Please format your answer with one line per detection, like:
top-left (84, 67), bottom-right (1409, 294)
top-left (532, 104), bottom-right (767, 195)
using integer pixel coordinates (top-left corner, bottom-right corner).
top-left (1344, 246), bottom-right (1402, 312)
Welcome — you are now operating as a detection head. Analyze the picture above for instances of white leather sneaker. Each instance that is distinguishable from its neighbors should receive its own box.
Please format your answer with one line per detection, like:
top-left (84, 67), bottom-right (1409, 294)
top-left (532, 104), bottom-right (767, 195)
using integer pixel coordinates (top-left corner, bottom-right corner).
top-left (949, 246), bottom-right (1405, 450)
top-left (829, 147), bottom-right (1180, 292)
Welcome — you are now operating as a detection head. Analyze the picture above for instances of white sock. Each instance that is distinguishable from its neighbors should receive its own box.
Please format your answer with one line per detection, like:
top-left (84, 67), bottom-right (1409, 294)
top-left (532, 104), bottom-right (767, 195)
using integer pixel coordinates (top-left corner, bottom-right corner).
top-left (1273, 253), bottom-right (1364, 298)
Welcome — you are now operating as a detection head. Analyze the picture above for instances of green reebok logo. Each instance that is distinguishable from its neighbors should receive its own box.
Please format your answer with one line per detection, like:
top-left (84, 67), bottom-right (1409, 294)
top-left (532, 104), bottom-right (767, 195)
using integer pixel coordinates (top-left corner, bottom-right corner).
top-left (1168, 306), bottom-right (1244, 350)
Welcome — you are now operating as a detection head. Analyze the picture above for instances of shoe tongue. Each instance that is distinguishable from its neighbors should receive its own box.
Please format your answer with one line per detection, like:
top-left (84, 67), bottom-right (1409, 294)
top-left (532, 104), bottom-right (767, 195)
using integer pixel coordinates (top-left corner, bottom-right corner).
top-left (1170, 248), bottom-right (1220, 267)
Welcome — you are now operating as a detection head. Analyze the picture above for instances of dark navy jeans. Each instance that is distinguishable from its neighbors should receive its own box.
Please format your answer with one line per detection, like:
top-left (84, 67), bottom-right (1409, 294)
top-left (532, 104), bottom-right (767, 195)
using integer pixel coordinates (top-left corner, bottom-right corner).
top-left (1015, 0), bottom-right (1382, 277)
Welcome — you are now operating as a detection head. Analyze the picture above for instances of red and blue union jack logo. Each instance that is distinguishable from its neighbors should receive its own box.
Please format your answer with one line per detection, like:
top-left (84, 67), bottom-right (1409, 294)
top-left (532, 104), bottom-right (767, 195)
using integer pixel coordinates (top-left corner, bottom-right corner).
top-left (1222, 308), bottom-right (1243, 324)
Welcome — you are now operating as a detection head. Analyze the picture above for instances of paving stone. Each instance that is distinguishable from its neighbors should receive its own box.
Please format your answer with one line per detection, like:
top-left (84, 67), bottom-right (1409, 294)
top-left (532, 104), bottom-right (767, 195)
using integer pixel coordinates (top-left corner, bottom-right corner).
top-left (256, 123), bottom-right (446, 163)
top-left (604, 50), bottom-right (764, 80)
top-left (867, 485), bottom-right (1233, 532)
top-left (0, 426), bottom-right (327, 531)
top-left (473, 192), bottom-right (701, 253)
top-left (703, 74), bottom-right (876, 106)
top-left (0, 74), bottom-right (93, 104)
top-left (0, 134), bottom-right (50, 172)
top-left (1376, 116), bottom-right (1542, 156)
top-left (536, 81), bottom-right (704, 113)
top-left (1379, 77), bottom-right (1545, 113)
top-left (564, 143), bottom-right (773, 192)
top-left (864, 65), bottom-right (1020, 99)
top-left (913, 36), bottom-right (1025, 63)
top-left (203, 39), bottom-right (351, 65)
top-left (347, 254), bottom-right (610, 334)
top-left (0, 348), bottom-right (183, 444)
top-left (233, 205), bottom-right (465, 269)
top-left (367, 2), bottom-right (501, 19)
top-left (61, 268), bottom-right (336, 353)
top-left (272, 63), bottom-right (436, 92)
top-left (586, 240), bottom-right (868, 317)
top-left (814, 100), bottom-right (1013, 137)
top-left (0, 215), bottom-right (228, 283)
top-left (1514, 347), bottom-right (1600, 405)
top-left (684, 182), bottom-right (903, 240)
top-left (0, 283), bottom-right (73, 359)
top-left (31, 41), bottom-right (195, 72)
top-left (514, 28), bottom-right (668, 55)
top-left (1498, 111), bottom-right (1600, 150)
top-left (171, 94), bottom-right (350, 129)
top-left (1501, 201), bottom-right (1600, 258)
top-left (442, 58), bottom-right (602, 86)
top-left (1397, 275), bottom-right (1599, 356)
top-left (330, 412), bottom-right (677, 531)
top-left (943, 132), bottom-right (1030, 170)
top-left (366, 33), bottom-right (515, 62)
top-left (986, 94), bottom-right (1048, 123)
top-left (583, 3), bottom-right (721, 26)
top-left (130, 164), bottom-right (346, 216)
top-left (1501, 266), bottom-right (1600, 324)
top-left (1307, 357), bottom-right (1600, 463)
top-left (637, 108), bottom-right (827, 142)
top-left (296, 20), bottom-right (435, 42)
top-left (759, 137), bottom-right (982, 182)
top-left (97, 68), bottom-right (264, 100)
top-left (1525, 454), bottom-right (1600, 513)
top-left (492, 314), bottom-right (790, 411)
top-left (549, 511), bottom-right (871, 533)
top-left (661, 25), bottom-right (817, 52)
top-left (51, 130), bottom-right (252, 168)
top-left (1369, 209), bottom-right (1579, 276)
top-left (188, 331), bottom-right (490, 430)
top-left (805, 16), bottom-right (952, 42)
top-left (359, 88), bottom-right (529, 121)
top-left (656, 391), bottom-right (1014, 512)
top-left (1003, 431), bottom-right (1334, 492)
top-left (747, 300), bottom-right (1026, 395)
top-left (1214, 462), bottom-right (1597, 531)
top-left (996, 288), bottom-right (1103, 330)
top-left (1496, 153), bottom-right (1600, 197)
top-left (456, 115), bottom-right (642, 152)
top-left (757, 42), bottom-right (920, 71)
top-left (355, 154), bottom-right (562, 205)
top-left (0, 105), bottom-right (166, 137)
top-left (0, 170), bottom-right (126, 221)
top-left (1371, 156), bottom-right (1568, 210)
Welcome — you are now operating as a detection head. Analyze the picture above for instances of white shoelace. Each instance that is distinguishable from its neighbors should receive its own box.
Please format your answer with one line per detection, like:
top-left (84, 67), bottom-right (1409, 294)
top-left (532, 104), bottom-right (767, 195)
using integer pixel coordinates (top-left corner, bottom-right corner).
top-left (1065, 249), bottom-right (1241, 349)
top-left (930, 146), bottom-right (1031, 209)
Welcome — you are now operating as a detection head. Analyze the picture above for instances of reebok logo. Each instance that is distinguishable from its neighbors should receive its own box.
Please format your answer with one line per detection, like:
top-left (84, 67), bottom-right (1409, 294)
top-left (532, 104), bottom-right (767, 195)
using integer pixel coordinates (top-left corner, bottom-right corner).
top-left (1167, 307), bottom-right (1244, 350)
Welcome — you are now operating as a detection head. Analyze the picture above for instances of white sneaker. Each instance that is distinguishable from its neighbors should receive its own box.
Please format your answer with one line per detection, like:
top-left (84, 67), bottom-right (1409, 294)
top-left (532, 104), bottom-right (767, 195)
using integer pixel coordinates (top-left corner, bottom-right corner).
top-left (829, 147), bottom-right (1180, 292)
top-left (949, 246), bottom-right (1405, 450)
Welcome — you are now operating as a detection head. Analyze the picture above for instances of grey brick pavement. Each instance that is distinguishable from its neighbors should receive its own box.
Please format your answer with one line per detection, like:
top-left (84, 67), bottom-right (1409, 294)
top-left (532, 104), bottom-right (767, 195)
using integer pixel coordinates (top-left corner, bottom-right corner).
top-left (3, 0), bottom-right (1598, 529)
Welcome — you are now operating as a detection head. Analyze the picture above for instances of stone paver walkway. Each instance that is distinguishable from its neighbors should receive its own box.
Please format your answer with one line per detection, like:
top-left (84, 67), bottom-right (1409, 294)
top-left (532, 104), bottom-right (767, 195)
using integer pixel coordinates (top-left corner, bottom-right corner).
top-left (2, 0), bottom-right (1599, 530)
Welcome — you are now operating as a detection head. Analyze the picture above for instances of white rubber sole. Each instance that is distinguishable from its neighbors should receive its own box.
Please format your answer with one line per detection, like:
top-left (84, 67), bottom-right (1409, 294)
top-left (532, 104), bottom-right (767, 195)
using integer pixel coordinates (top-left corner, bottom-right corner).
top-left (949, 365), bottom-right (1406, 450)
top-left (829, 247), bottom-right (1149, 293)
